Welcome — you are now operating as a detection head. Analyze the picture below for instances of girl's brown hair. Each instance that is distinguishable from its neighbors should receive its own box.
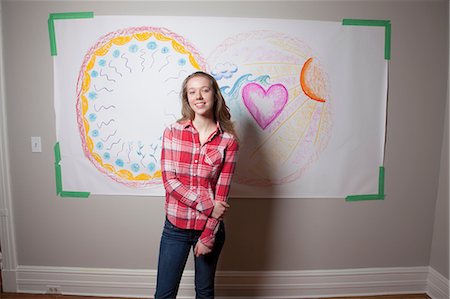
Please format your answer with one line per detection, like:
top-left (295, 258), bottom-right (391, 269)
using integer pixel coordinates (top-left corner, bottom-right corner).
top-left (179, 71), bottom-right (238, 138)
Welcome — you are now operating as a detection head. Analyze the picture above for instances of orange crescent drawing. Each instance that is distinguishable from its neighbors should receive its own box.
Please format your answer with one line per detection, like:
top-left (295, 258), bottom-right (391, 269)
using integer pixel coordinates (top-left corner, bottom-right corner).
top-left (300, 57), bottom-right (326, 103)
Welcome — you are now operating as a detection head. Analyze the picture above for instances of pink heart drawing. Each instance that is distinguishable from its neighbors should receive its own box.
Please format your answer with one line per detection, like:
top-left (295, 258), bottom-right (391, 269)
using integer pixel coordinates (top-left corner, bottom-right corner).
top-left (242, 83), bottom-right (288, 129)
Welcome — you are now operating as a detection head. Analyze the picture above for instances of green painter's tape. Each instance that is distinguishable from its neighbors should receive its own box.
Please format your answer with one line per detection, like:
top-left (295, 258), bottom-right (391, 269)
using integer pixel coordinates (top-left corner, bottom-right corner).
top-left (54, 142), bottom-right (61, 164)
top-left (342, 19), bottom-right (391, 60)
top-left (345, 166), bottom-right (386, 202)
top-left (48, 17), bottom-right (57, 56)
top-left (384, 23), bottom-right (391, 60)
top-left (54, 142), bottom-right (91, 198)
top-left (61, 191), bottom-right (90, 198)
top-left (342, 19), bottom-right (390, 27)
top-left (48, 12), bottom-right (94, 56)
top-left (378, 166), bottom-right (385, 195)
top-left (346, 194), bottom-right (385, 201)
top-left (55, 163), bottom-right (62, 196)
top-left (50, 12), bottom-right (94, 20)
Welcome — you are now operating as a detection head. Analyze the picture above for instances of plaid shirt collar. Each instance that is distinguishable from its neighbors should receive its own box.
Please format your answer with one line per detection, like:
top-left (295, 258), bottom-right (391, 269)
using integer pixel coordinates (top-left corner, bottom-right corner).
top-left (181, 119), bottom-right (223, 134)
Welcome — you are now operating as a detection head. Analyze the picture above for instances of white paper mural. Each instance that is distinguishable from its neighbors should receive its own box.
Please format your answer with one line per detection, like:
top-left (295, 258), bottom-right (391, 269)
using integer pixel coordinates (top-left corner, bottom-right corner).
top-left (53, 15), bottom-right (387, 198)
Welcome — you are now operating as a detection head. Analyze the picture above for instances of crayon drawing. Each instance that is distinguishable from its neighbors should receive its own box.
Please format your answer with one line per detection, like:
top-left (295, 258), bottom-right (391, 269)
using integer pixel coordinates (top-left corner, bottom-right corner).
top-left (53, 16), bottom-right (387, 197)
top-left (76, 27), bottom-right (204, 188)
top-left (208, 30), bottom-right (332, 186)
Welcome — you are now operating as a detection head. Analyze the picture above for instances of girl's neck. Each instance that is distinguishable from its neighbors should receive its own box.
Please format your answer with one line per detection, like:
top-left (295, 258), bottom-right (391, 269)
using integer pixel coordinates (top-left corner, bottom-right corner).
top-left (193, 117), bottom-right (217, 145)
top-left (192, 116), bottom-right (216, 131)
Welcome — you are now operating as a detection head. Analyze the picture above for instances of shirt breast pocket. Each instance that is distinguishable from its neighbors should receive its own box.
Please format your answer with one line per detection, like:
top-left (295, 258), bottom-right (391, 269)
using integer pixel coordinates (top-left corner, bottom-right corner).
top-left (202, 149), bottom-right (224, 178)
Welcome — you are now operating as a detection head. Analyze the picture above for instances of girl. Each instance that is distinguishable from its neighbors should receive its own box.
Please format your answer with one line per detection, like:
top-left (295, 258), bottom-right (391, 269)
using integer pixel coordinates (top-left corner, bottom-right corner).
top-left (155, 71), bottom-right (239, 298)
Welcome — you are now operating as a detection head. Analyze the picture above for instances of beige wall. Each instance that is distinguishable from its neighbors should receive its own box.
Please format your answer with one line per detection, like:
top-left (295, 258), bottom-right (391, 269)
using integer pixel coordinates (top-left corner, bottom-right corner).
top-left (1, 0), bottom-right (448, 274)
top-left (430, 79), bottom-right (449, 279)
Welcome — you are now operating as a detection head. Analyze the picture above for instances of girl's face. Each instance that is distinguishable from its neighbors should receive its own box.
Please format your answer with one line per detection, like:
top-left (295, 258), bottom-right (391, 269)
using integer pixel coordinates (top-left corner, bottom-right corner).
top-left (186, 76), bottom-right (215, 119)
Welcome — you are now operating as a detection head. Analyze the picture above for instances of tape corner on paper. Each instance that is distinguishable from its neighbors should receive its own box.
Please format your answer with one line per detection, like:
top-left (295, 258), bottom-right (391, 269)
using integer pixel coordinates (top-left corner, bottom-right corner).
top-left (341, 19), bottom-right (391, 61)
top-left (47, 15), bottom-right (57, 56)
top-left (345, 194), bottom-right (385, 202)
top-left (50, 11), bottom-right (94, 20)
top-left (53, 141), bottom-right (91, 198)
top-left (47, 12), bottom-right (95, 57)
top-left (345, 166), bottom-right (386, 202)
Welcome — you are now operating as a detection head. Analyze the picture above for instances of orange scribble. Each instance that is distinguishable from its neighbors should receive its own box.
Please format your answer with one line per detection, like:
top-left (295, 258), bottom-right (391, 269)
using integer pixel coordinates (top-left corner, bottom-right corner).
top-left (300, 58), bottom-right (326, 103)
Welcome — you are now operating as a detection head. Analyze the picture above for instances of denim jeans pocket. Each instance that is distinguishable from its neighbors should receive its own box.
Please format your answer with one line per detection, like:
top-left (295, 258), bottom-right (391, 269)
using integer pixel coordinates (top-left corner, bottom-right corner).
top-left (164, 218), bottom-right (176, 230)
top-left (162, 219), bottom-right (201, 244)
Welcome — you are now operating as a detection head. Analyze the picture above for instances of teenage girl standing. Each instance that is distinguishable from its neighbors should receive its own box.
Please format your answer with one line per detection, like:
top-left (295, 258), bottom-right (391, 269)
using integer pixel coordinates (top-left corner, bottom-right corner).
top-left (155, 71), bottom-right (239, 299)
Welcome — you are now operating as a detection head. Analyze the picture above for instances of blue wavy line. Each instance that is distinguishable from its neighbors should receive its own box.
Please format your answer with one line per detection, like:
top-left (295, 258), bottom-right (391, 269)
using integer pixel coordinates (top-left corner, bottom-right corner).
top-left (94, 85), bottom-right (113, 93)
top-left (108, 61), bottom-right (123, 77)
top-left (100, 68), bottom-right (116, 83)
top-left (159, 56), bottom-right (170, 72)
top-left (101, 129), bottom-right (117, 142)
top-left (165, 70), bottom-right (187, 82)
top-left (121, 53), bottom-right (132, 73)
top-left (94, 104), bottom-right (116, 112)
top-left (116, 143), bottom-right (125, 157)
top-left (139, 49), bottom-right (146, 72)
top-left (107, 138), bottom-right (121, 151)
top-left (97, 119), bottom-right (115, 129)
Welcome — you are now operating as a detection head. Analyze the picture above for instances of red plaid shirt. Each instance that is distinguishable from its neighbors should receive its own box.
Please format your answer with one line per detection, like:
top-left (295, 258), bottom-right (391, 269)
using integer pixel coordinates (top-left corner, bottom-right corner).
top-left (161, 120), bottom-right (239, 248)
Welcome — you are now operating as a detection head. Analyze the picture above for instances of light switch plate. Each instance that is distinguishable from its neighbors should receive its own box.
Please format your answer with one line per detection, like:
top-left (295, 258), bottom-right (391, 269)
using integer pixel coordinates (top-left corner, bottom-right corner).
top-left (31, 136), bottom-right (42, 153)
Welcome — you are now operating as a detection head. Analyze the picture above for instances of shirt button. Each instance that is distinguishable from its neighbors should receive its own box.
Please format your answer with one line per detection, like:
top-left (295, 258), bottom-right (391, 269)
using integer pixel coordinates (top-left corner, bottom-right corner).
top-left (194, 159), bottom-right (198, 163)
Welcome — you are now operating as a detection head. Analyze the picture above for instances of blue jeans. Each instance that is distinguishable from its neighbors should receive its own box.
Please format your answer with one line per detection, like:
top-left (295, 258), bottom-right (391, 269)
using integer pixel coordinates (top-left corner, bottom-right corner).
top-left (154, 218), bottom-right (225, 299)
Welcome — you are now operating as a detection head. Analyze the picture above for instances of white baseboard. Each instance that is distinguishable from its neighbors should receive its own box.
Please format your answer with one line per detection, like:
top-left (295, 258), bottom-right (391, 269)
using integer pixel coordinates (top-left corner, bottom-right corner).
top-left (12, 265), bottom-right (435, 298)
top-left (427, 267), bottom-right (449, 299)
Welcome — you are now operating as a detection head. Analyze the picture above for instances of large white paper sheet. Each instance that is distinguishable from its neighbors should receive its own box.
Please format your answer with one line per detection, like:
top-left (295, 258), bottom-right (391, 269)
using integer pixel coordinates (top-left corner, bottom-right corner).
top-left (53, 15), bottom-right (387, 197)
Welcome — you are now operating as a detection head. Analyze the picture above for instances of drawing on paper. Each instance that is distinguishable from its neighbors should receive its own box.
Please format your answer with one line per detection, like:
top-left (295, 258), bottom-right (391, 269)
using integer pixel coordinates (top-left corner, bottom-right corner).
top-left (76, 27), bottom-right (331, 188)
top-left (53, 16), bottom-right (389, 197)
top-left (208, 31), bottom-right (332, 185)
top-left (76, 27), bottom-right (206, 187)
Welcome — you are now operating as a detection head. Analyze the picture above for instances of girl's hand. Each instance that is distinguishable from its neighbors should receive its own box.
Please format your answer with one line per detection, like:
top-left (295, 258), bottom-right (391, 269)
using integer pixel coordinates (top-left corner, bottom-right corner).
top-left (194, 241), bottom-right (212, 257)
